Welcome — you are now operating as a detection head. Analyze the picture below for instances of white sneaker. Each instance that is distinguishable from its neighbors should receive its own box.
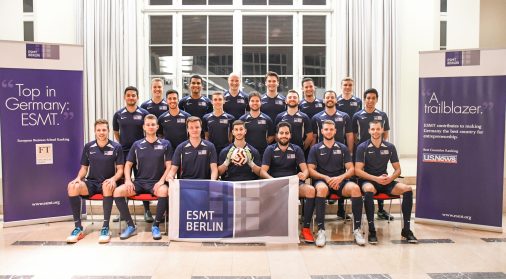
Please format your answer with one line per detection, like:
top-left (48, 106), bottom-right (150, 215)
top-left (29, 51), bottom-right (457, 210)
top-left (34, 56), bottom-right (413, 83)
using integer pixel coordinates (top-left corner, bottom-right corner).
top-left (98, 227), bottom-right (111, 244)
top-left (353, 229), bottom-right (366, 246)
top-left (315, 229), bottom-right (326, 247)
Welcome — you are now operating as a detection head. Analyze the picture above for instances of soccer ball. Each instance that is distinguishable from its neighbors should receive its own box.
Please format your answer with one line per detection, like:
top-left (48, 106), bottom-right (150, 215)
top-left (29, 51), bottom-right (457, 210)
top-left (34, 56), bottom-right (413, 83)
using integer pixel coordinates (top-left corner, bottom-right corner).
top-left (231, 147), bottom-right (247, 166)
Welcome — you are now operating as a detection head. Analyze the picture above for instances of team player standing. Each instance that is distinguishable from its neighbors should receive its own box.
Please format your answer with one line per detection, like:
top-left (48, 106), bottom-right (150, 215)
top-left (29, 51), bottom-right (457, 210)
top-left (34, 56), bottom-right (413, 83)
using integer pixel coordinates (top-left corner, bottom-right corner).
top-left (66, 73), bottom-right (416, 245)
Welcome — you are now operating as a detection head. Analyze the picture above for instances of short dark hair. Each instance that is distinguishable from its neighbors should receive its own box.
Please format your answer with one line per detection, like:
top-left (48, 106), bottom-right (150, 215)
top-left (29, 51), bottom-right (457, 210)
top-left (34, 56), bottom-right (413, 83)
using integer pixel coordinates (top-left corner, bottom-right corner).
top-left (369, 120), bottom-right (383, 128)
top-left (166, 89), bottom-right (179, 98)
top-left (287, 89), bottom-right (299, 96)
top-left (124, 86), bottom-right (138, 95)
top-left (364, 88), bottom-right (379, 99)
top-left (265, 71), bottom-right (279, 81)
top-left (323, 90), bottom-right (337, 98)
top-left (301, 77), bottom-right (314, 86)
top-left (249, 91), bottom-right (261, 102)
top-left (276, 121), bottom-right (291, 133)
top-left (190, 74), bottom-right (203, 83)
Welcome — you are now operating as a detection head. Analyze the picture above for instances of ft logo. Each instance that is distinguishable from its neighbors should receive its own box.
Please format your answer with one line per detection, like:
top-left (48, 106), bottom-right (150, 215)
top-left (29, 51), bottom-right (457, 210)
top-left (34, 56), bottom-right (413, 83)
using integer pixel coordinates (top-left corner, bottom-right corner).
top-left (35, 143), bottom-right (53, 165)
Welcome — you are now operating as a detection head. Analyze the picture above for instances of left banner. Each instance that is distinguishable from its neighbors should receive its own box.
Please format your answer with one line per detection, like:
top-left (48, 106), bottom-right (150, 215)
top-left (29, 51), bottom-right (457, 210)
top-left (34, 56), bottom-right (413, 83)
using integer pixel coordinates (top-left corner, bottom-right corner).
top-left (0, 41), bottom-right (83, 226)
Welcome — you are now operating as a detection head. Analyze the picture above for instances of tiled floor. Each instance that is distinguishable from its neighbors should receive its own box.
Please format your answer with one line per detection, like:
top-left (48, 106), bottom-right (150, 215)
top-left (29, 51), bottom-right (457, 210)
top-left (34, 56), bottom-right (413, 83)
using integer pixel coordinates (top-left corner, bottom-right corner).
top-left (1, 214), bottom-right (505, 279)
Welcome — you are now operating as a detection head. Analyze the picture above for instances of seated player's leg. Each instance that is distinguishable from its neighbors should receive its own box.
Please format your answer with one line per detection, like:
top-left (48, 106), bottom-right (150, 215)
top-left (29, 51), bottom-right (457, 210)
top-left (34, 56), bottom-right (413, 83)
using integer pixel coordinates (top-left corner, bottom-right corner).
top-left (113, 183), bottom-right (138, 240)
top-left (340, 181), bottom-right (365, 246)
top-left (152, 183), bottom-right (169, 240)
top-left (299, 183), bottom-right (316, 243)
top-left (377, 199), bottom-right (394, 221)
top-left (361, 181), bottom-right (378, 244)
top-left (98, 181), bottom-right (116, 243)
top-left (390, 182), bottom-right (417, 243)
top-left (313, 181), bottom-right (329, 247)
top-left (66, 180), bottom-right (91, 243)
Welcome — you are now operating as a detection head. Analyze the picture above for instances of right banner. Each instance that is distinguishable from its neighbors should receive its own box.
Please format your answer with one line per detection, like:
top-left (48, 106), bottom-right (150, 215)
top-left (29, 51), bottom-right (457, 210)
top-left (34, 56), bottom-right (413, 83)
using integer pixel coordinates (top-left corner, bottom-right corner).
top-left (417, 49), bottom-right (506, 231)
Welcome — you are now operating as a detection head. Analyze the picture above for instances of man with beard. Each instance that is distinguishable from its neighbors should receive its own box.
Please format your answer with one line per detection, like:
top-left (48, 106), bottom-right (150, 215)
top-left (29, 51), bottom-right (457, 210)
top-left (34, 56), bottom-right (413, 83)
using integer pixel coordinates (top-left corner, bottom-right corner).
top-left (355, 120), bottom-right (417, 244)
top-left (66, 119), bottom-right (124, 244)
top-left (114, 115), bottom-right (173, 240)
top-left (218, 120), bottom-right (262, 181)
top-left (274, 89), bottom-right (313, 152)
top-left (307, 120), bottom-right (365, 247)
top-left (352, 88), bottom-right (393, 221)
top-left (239, 91), bottom-right (275, 156)
top-left (299, 77), bottom-right (324, 119)
top-left (112, 86), bottom-right (153, 222)
top-left (203, 91), bottom-right (235, 156)
top-left (224, 72), bottom-right (249, 120)
top-left (261, 71), bottom-right (286, 122)
top-left (158, 89), bottom-right (191, 150)
top-left (260, 122), bottom-right (316, 244)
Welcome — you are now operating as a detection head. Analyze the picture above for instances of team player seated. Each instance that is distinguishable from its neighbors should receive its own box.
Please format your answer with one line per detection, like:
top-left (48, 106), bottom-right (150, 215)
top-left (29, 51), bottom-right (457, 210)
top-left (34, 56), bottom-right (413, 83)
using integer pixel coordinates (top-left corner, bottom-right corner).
top-left (114, 115), bottom-right (173, 240)
top-left (259, 122), bottom-right (316, 243)
top-left (307, 120), bottom-right (365, 247)
top-left (167, 116), bottom-right (219, 180)
top-left (66, 119), bottom-right (124, 243)
top-left (218, 120), bottom-right (262, 181)
top-left (354, 120), bottom-right (417, 244)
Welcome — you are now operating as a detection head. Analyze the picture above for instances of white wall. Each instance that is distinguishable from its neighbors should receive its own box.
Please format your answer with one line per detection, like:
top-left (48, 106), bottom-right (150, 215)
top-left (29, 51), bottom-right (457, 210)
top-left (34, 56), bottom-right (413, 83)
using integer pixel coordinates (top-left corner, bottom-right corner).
top-left (480, 0), bottom-right (506, 48)
top-left (0, 0), bottom-right (23, 41)
top-left (447, 0), bottom-right (480, 49)
top-left (396, 0), bottom-right (440, 156)
top-left (34, 0), bottom-right (80, 44)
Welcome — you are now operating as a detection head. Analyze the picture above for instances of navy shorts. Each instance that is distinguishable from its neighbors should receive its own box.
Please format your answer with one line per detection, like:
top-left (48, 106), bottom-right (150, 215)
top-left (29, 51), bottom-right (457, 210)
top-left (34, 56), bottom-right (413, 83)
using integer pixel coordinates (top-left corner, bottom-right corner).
top-left (312, 179), bottom-right (354, 197)
top-left (359, 179), bottom-right (398, 195)
top-left (82, 180), bottom-right (103, 198)
top-left (133, 180), bottom-right (156, 195)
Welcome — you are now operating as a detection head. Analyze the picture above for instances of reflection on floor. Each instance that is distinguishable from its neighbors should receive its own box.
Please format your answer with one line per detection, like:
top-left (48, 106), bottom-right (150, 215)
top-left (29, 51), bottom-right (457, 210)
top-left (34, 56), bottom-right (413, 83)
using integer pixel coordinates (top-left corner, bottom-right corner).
top-left (1, 214), bottom-right (505, 279)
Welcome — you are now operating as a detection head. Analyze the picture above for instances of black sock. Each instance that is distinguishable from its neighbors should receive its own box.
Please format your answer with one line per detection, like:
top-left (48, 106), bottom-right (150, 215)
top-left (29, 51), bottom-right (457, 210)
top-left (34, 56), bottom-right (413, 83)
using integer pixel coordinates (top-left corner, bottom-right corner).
top-left (337, 199), bottom-right (345, 214)
top-left (143, 201), bottom-right (151, 212)
top-left (402, 191), bottom-right (413, 230)
top-left (69, 196), bottom-right (82, 229)
top-left (303, 198), bottom-right (315, 228)
top-left (102, 196), bottom-right (113, 228)
top-left (154, 197), bottom-right (168, 227)
top-left (315, 197), bottom-right (326, 230)
top-left (114, 197), bottom-right (134, 227)
top-left (351, 197), bottom-right (363, 230)
top-left (364, 192), bottom-right (375, 232)
top-left (377, 199), bottom-right (384, 212)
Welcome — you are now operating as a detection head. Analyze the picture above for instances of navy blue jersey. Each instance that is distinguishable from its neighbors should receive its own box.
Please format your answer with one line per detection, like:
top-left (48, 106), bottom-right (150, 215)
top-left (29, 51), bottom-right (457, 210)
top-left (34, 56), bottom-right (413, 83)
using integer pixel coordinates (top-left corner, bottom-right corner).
top-left (299, 98), bottom-right (324, 119)
top-left (178, 95), bottom-right (213, 118)
top-left (113, 107), bottom-right (149, 151)
top-left (355, 139), bottom-right (399, 176)
top-left (202, 112), bottom-right (235, 151)
top-left (274, 111), bottom-right (312, 149)
top-left (219, 143), bottom-right (261, 181)
top-left (158, 110), bottom-right (191, 149)
top-left (352, 109), bottom-right (390, 144)
top-left (172, 139), bottom-right (218, 179)
top-left (311, 110), bottom-right (352, 144)
top-left (307, 141), bottom-right (351, 177)
top-left (262, 143), bottom-right (305, 178)
top-left (224, 90), bottom-right (249, 120)
top-left (80, 140), bottom-right (124, 182)
top-left (261, 94), bottom-right (286, 123)
top-left (239, 113), bottom-right (275, 155)
top-left (140, 99), bottom-right (169, 118)
top-left (127, 138), bottom-right (173, 182)
top-left (336, 95), bottom-right (362, 118)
